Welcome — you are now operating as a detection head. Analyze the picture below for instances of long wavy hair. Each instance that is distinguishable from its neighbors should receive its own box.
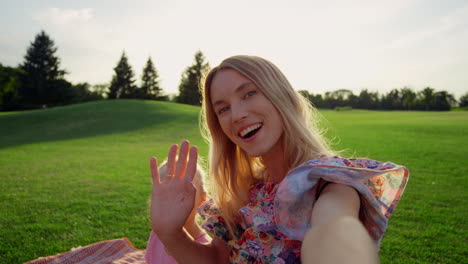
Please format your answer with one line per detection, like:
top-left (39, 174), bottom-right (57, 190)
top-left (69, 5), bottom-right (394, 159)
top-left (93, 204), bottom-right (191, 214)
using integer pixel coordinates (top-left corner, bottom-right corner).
top-left (200, 55), bottom-right (335, 237)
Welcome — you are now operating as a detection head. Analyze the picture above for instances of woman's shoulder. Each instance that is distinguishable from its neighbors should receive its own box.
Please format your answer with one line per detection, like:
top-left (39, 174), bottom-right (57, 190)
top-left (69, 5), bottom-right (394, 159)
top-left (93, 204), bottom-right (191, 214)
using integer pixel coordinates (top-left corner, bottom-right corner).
top-left (301, 156), bottom-right (405, 170)
top-left (274, 155), bottom-right (409, 244)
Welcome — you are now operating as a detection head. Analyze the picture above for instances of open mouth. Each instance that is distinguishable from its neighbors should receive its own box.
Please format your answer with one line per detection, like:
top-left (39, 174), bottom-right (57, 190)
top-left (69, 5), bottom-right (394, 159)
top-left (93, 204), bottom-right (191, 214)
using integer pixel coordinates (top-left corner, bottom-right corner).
top-left (239, 123), bottom-right (263, 139)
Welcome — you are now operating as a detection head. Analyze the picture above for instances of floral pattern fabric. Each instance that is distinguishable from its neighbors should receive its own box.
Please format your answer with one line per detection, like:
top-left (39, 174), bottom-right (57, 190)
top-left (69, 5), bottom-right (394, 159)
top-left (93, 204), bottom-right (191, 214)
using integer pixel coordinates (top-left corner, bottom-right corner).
top-left (198, 157), bottom-right (409, 263)
top-left (199, 183), bottom-right (301, 264)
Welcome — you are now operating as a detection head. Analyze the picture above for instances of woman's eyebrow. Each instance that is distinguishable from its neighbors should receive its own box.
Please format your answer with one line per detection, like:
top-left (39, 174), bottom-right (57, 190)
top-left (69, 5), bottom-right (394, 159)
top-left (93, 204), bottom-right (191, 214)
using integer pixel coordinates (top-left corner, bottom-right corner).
top-left (212, 99), bottom-right (224, 108)
top-left (235, 82), bottom-right (253, 93)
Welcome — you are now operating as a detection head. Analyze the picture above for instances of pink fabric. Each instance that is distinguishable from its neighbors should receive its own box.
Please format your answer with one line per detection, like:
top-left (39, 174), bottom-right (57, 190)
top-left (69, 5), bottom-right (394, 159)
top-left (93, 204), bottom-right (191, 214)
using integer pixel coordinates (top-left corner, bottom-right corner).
top-left (26, 238), bottom-right (145, 264)
top-left (145, 231), bottom-right (211, 264)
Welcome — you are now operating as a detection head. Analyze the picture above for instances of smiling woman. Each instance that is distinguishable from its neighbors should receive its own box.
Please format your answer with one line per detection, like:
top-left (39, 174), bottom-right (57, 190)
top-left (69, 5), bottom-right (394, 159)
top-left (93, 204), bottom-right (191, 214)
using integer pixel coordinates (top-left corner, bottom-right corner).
top-left (21, 55), bottom-right (409, 264)
top-left (147, 55), bottom-right (409, 264)
top-left (210, 69), bottom-right (285, 161)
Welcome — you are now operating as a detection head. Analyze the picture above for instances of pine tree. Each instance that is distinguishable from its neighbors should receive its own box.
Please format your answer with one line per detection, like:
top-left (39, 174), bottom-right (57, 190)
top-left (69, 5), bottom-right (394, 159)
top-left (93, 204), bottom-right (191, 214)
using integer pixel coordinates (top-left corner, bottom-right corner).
top-left (19, 30), bottom-right (69, 107)
top-left (177, 51), bottom-right (210, 105)
top-left (108, 51), bottom-right (137, 99)
top-left (140, 57), bottom-right (162, 99)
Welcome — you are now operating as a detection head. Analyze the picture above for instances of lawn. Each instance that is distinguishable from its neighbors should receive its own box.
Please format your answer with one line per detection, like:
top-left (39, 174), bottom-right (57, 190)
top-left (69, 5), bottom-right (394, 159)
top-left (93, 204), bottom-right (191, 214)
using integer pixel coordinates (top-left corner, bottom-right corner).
top-left (0, 100), bottom-right (466, 263)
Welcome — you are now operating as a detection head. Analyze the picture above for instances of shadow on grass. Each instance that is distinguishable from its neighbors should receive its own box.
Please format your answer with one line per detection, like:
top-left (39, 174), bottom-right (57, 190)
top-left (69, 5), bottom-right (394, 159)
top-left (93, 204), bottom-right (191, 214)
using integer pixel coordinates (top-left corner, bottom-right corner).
top-left (0, 99), bottom-right (200, 149)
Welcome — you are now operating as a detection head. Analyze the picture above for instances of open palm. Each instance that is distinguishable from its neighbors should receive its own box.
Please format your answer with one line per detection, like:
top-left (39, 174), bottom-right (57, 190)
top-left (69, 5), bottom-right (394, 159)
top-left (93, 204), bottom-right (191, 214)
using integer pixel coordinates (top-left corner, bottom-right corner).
top-left (150, 140), bottom-right (198, 239)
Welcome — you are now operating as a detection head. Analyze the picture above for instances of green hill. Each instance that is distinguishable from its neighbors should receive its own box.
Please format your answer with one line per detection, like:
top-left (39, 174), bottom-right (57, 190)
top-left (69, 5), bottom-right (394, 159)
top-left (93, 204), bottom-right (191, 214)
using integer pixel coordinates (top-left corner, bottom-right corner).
top-left (0, 100), bottom-right (207, 263)
top-left (0, 100), bottom-right (466, 263)
top-left (0, 99), bottom-right (204, 149)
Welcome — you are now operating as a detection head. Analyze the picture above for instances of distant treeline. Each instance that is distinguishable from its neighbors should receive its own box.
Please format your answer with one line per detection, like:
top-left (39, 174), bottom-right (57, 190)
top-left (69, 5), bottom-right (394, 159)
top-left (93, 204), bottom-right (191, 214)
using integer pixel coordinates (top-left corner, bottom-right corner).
top-left (300, 88), bottom-right (467, 111)
top-left (1, 30), bottom-right (467, 111)
top-left (0, 30), bottom-right (208, 111)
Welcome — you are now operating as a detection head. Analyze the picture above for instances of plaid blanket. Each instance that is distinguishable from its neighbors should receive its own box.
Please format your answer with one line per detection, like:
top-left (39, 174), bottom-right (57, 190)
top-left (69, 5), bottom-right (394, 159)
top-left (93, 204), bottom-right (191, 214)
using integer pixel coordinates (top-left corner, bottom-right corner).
top-left (26, 238), bottom-right (146, 264)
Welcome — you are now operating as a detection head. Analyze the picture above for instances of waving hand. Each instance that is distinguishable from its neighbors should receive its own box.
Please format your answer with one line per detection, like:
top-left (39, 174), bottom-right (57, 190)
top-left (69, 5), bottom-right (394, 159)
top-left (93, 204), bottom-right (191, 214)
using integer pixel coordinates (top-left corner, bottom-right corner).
top-left (150, 140), bottom-right (198, 240)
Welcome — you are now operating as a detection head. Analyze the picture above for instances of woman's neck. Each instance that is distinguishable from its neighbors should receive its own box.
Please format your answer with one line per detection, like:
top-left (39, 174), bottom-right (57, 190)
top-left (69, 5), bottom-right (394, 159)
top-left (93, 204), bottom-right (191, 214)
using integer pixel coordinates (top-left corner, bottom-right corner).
top-left (262, 140), bottom-right (287, 183)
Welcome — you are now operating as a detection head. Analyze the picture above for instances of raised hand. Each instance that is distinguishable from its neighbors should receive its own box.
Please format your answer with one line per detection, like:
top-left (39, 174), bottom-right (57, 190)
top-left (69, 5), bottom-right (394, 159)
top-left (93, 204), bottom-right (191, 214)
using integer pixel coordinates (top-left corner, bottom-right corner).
top-left (150, 140), bottom-right (198, 240)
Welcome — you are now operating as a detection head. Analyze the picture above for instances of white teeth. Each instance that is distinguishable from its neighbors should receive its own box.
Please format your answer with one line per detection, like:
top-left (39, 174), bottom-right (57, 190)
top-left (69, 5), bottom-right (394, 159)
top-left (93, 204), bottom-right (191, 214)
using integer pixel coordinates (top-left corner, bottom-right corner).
top-left (239, 123), bottom-right (262, 137)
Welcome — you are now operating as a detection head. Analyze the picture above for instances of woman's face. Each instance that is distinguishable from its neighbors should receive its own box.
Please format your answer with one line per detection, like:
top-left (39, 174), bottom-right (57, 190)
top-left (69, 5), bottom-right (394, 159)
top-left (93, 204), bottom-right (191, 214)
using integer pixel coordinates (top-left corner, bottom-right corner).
top-left (210, 69), bottom-right (284, 158)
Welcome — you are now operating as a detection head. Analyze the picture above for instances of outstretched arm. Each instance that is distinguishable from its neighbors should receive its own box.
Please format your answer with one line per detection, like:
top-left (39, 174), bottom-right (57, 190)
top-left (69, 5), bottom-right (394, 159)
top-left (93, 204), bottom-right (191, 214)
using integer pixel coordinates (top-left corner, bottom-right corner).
top-left (150, 140), bottom-right (229, 264)
top-left (301, 183), bottom-right (379, 264)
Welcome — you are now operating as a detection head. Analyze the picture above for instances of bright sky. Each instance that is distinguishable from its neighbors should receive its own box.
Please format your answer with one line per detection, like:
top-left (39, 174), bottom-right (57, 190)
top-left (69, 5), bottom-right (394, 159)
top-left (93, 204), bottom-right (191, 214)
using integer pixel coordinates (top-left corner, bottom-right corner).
top-left (1, 0), bottom-right (467, 98)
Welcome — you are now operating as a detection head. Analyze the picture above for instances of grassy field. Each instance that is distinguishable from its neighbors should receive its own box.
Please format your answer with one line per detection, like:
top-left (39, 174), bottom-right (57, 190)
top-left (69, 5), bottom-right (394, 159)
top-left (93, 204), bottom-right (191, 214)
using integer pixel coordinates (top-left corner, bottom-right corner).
top-left (0, 100), bottom-right (466, 263)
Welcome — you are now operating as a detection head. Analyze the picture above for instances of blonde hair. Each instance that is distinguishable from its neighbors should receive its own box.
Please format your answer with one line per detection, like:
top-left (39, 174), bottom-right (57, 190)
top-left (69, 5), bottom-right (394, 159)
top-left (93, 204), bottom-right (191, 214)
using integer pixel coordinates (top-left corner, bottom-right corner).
top-left (200, 55), bottom-right (335, 237)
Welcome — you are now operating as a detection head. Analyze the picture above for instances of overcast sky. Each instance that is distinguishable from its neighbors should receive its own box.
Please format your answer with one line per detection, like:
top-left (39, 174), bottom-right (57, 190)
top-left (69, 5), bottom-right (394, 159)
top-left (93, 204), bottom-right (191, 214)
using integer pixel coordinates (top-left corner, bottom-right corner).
top-left (1, 0), bottom-right (467, 98)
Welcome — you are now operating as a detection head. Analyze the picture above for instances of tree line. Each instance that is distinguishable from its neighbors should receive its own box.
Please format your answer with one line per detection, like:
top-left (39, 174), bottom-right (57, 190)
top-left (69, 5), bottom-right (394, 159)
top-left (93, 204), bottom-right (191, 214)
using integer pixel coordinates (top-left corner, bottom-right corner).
top-left (0, 30), bottom-right (467, 111)
top-left (300, 87), bottom-right (467, 111)
top-left (0, 31), bottom-right (209, 111)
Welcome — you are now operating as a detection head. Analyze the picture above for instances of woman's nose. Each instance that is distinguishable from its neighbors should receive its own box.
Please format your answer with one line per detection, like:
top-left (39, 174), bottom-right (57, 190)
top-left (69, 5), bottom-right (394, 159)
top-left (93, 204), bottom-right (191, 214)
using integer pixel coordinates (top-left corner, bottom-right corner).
top-left (231, 103), bottom-right (248, 122)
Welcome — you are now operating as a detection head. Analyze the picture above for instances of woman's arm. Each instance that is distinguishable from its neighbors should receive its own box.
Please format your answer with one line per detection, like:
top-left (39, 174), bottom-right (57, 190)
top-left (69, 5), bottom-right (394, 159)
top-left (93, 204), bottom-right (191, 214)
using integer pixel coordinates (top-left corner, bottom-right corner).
top-left (160, 231), bottom-right (229, 264)
top-left (149, 141), bottom-right (229, 263)
top-left (301, 183), bottom-right (379, 264)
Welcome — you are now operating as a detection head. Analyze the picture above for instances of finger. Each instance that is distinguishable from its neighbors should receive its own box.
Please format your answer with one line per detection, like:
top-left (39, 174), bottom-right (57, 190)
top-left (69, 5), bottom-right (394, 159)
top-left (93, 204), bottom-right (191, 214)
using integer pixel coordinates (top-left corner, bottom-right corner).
top-left (185, 146), bottom-right (198, 182)
top-left (150, 157), bottom-right (160, 185)
top-left (166, 144), bottom-right (178, 178)
top-left (175, 140), bottom-right (189, 179)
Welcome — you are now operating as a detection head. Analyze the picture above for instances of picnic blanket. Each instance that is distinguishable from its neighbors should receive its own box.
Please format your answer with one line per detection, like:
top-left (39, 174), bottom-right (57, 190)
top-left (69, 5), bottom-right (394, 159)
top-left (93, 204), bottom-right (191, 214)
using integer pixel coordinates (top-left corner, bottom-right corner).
top-left (26, 238), bottom-right (146, 264)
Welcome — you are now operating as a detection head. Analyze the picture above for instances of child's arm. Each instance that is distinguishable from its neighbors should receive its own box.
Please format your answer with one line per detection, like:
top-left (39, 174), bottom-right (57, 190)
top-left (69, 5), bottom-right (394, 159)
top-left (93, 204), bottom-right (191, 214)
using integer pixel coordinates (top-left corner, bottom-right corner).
top-left (301, 183), bottom-right (379, 264)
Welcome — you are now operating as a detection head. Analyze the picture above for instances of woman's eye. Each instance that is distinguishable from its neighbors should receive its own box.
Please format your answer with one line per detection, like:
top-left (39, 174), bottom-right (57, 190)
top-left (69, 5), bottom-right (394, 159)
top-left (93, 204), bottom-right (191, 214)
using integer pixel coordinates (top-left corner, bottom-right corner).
top-left (244, 90), bottom-right (257, 98)
top-left (218, 106), bottom-right (229, 115)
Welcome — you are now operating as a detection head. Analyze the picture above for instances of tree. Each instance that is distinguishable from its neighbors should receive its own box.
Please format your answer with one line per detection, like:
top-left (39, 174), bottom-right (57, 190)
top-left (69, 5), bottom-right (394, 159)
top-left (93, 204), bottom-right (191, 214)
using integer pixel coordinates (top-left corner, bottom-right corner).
top-left (0, 64), bottom-right (24, 111)
top-left (177, 51), bottom-right (210, 105)
top-left (401, 87), bottom-right (416, 110)
top-left (108, 51), bottom-right (137, 99)
top-left (381, 89), bottom-right (403, 110)
top-left (92, 83), bottom-right (110, 99)
top-left (19, 30), bottom-right (70, 107)
top-left (73, 82), bottom-right (104, 102)
top-left (327, 89), bottom-right (355, 108)
top-left (416, 87), bottom-right (435, 110)
top-left (310, 94), bottom-right (326, 109)
top-left (459, 92), bottom-right (468, 107)
top-left (299, 90), bottom-right (326, 108)
top-left (357, 89), bottom-right (379, 109)
top-left (140, 57), bottom-right (162, 99)
top-left (432, 91), bottom-right (455, 111)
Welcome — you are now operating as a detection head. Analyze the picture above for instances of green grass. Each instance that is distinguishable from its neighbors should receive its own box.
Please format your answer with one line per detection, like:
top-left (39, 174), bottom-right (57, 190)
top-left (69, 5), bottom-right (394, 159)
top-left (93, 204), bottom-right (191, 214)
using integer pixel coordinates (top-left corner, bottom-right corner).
top-left (0, 100), bottom-right (466, 263)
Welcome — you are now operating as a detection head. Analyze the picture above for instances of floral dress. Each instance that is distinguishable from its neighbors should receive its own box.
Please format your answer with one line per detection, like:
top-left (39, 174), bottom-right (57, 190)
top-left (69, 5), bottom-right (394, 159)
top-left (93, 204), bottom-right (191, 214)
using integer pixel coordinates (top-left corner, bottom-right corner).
top-left (198, 157), bottom-right (409, 264)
